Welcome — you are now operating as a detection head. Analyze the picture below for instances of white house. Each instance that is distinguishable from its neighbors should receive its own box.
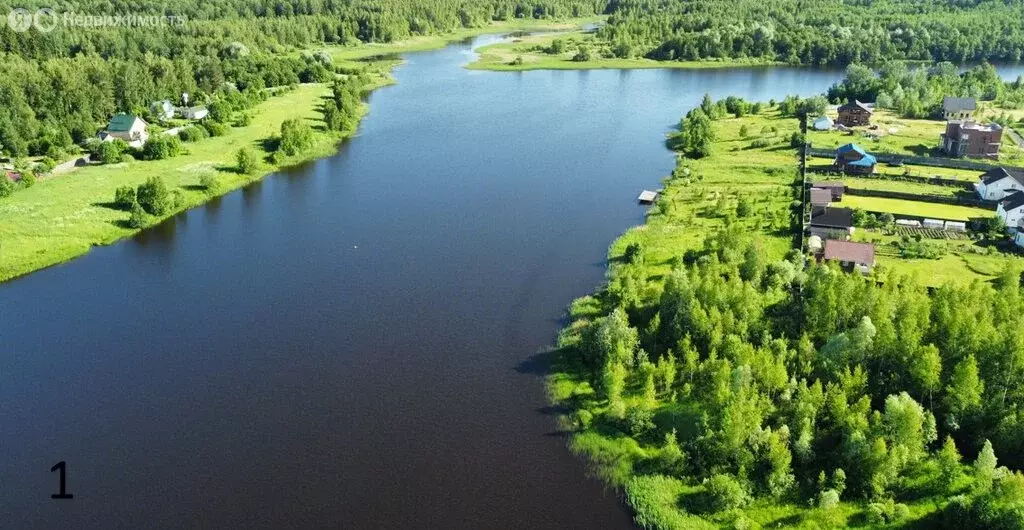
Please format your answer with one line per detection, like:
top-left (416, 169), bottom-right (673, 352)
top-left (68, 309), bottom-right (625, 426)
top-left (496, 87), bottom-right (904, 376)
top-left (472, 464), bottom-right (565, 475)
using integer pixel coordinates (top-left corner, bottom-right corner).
top-left (1015, 231), bottom-right (1024, 248)
top-left (149, 100), bottom-right (174, 121)
top-left (998, 191), bottom-right (1024, 231)
top-left (975, 167), bottom-right (1024, 201)
top-left (178, 106), bottom-right (209, 120)
top-left (100, 113), bottom-right (148, 148)
top-left (812, 116), bottom-right (834, 131)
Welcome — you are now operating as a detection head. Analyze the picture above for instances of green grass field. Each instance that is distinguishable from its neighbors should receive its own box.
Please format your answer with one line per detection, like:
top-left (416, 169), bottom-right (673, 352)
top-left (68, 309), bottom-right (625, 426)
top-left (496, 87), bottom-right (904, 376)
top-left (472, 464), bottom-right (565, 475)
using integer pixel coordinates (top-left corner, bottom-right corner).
top-left (807, 109), bottom-right (1024, 164)
top-left (467, 30), bottom-right (782, 71)
top-left (0, 84), bottom-right (348, 282)
top-left (839, 194), bottom-right (993, 221)
top-left (828, 176), bottom-right (964, 197)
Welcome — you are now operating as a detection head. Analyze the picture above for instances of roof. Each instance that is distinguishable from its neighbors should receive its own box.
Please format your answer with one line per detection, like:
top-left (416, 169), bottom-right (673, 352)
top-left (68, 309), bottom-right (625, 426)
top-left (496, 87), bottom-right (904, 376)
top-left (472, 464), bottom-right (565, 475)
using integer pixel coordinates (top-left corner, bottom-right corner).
top-left (814, 116), bottom-right (833, 124)
top-left (838, 100), bottom-right (873, 114)
top-left (837, 143), bottom-right (867, 156)
top-left (823, 240), bottom-right (875, 266)
top-left (810, 207), bottom-right (854, 228)
top-left (980, 167), bottom-right (1024, 186)
top-left (847, 153), bottom-right (877, 167)
top-left (1001, 191), bottom-right (1024, 212)
top-left (943, 96), bottom-right (977, 113)
top-left (106, 113), bottom-right (144, 132)
top-left (809, 188), bottom-right (832, 205)
top-left (813, 181), bottom-right (845, 189)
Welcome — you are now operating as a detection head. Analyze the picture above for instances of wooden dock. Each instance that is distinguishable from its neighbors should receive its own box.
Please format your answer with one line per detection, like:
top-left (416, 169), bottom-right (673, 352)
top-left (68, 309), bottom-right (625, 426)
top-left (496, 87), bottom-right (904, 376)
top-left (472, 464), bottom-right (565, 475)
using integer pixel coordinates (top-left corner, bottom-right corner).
top-left (637, 190), bottom-right (659, 204)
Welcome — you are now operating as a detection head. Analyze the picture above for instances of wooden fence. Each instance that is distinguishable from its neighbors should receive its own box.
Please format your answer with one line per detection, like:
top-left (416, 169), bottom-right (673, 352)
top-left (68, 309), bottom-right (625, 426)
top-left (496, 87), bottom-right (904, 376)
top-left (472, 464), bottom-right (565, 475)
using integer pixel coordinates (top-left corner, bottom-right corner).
top-left (806, 145), bottom-right (1008, 172)
top-left (843, 187), bottom-right (997, 208)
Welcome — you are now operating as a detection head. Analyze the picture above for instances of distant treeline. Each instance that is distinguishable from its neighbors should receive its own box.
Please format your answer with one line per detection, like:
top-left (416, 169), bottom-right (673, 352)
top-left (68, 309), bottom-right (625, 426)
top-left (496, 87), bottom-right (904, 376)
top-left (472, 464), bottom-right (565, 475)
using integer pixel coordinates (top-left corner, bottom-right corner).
top-left (597, 0), bottom-right (1024, 65)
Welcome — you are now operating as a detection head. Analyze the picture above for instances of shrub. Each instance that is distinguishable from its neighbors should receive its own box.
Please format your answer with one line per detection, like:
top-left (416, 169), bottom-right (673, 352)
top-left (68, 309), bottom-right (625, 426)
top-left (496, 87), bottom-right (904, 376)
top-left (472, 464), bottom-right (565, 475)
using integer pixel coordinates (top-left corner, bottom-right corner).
top-left (572, 47), bottom-right (592, 62)
top-left (234, 113), bottom-right (253, 127)
top-left (136, 176), bottom-right (171, 215)
top-left (625, 406), bottom-right (655, 437)
top-left (0, 174), bottom-right (14, 198)
top-left (95, 140), bottom-right (126, 164)
top-left (114, 186), bottom-right (136, 210)
top-left (704, 474), bottom-right (748, 512)
top-left (19, 171), bottom-right (36, 188)
top-left (278, 118), bottom-right (314, 156)
top-left (750, 138), bottom-right (771, 149)
top-left (178, 125), bottom-right (209, 142)
top-left (127, 202), bottom-right (148, 229)
top-left (203, 121), bottom-right (229, 137)
top-left (199, 173), bottom-right (219, 193)
top-left (571, 409), bottom-right (593, 430)
top-left (140, 135), bottom-right (181, 161)
top-left (35, 157), bottom-right (56, 174)
top-left (236, 147), bottom-right (260, 174)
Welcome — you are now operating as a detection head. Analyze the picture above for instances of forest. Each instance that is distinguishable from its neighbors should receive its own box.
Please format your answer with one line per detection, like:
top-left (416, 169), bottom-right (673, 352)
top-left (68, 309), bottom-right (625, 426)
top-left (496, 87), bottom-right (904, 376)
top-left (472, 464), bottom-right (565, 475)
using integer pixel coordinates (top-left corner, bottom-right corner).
top-left (5, 0), bottom-right (1024, 163)
top-left (597, 0), bottom-right (1024, 66)
top-left (558, 218), bottom-right (1024, 527)
top-left (0, 0), bottom-right (605, 160)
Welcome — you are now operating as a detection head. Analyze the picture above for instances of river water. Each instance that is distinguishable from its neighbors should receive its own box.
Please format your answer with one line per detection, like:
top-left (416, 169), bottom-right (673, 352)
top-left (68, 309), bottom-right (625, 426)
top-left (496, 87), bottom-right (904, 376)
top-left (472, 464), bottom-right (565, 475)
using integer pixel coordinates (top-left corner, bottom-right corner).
top-left (3, 34), bottom-right (949, 529)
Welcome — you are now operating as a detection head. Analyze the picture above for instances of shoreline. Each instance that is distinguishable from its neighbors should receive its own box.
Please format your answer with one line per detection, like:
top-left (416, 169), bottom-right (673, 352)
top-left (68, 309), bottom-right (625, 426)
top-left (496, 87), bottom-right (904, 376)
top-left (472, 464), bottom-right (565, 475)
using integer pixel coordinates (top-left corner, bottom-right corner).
top-left (0, 18), bottom-right (600, 284)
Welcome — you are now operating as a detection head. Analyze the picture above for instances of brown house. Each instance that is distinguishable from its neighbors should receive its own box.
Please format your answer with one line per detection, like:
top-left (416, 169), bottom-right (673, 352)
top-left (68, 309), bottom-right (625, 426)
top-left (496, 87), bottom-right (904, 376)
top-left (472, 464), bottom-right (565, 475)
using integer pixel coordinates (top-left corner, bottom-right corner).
top-left (809, 207), bottom-right (854, 240)
top-left (812, 181), bottom-right (845, 201)
top-left (837, 100), bottom-right (873, 127)
top-left (940, 121), bottom-right (1002, 159)
top-left (823, 239), bottom-right (875, 274)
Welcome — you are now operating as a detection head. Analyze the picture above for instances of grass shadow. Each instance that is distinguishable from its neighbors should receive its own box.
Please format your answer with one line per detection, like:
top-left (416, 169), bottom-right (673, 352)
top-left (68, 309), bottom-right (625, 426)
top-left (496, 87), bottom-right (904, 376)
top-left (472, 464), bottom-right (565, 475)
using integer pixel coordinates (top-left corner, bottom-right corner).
top-left (91, 201), bottom-right (124, 211)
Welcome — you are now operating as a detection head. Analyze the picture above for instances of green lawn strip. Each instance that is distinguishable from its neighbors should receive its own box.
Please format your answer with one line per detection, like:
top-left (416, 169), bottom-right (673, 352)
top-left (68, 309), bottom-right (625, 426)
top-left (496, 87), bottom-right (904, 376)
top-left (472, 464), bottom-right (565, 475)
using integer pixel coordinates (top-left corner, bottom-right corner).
top-left (835, 176), bottom-right (963, 197)
top-left (839, 194), bottom-right (992, 221)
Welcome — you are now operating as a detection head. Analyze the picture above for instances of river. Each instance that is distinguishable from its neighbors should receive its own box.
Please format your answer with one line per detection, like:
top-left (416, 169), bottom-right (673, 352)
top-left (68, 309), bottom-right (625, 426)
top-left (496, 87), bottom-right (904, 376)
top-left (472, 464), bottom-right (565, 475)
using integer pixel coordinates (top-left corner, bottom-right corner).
top-left (4, 34), bottom-right (991, 529)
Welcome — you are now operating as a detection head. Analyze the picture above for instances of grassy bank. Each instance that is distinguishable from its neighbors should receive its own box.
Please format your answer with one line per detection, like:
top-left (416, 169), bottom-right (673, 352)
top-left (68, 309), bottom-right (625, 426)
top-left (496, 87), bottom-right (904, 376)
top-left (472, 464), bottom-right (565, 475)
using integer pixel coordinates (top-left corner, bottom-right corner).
top-left (0, 18), bottom-right (601, 283)
top-left (467, 31), bottom-right (784, 71)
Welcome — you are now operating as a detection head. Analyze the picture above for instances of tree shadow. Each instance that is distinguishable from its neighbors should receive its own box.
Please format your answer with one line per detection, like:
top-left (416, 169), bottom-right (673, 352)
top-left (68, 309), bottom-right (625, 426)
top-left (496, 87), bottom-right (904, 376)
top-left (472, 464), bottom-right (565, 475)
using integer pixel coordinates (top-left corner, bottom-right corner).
top-left (91, 201), bottom-right (123, 211)
top-left (180, 184), bottom-right (207, 192)
top-left (214, 165), bottom-right (243, 174)
top-left (516, 349), bottom-right (558, 376)
top-left (906, 144), bottom-right (938, 157)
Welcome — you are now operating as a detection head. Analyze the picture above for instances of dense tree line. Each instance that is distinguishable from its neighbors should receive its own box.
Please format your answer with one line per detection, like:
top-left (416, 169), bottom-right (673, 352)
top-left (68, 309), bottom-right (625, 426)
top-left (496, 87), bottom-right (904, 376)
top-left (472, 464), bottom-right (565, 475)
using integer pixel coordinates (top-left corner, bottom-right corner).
top-left (596, 0), bottom-right (1024, 66)
top-left (561, 224), bottom-right (1024, 526)
top-left (0, 0), bottom-right (605, 160)
top-left (828, 62), bottom-right (1024, 118)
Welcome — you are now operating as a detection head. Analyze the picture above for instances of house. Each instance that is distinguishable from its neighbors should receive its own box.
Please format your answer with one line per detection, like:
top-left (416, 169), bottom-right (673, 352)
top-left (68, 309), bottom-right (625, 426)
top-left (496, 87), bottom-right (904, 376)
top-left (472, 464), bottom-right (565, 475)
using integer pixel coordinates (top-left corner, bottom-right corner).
top-left (823, 239), bottom-right (875, 274)
top-left (974, 166), bottom-right (1024, 201)
top-left (809, 206), bottom-right (855, 239)
top-left (1014, 231), bottom-right (1024, 248)
top-left (998, 191), bottom-right (1024, 231)
top-left (809, 187), bottom-right (832, 208)
top-left (178, 106), bottom-right (209, 120)
top-left (813, 181), bottom-right (845, 201)
top-left (837, 100), bottom-right (873, 127)
top-left (149, 100), bottom-right (174, 121)
top-left (834, 143), bottom-right (877, 175)
top-left (942, 97), bottom-right (977, 121)
top-left (940, 121), bottom-right (1002, 159)
top-left (100, 114), bottom-right (148, 148)
top-left (812, 116), bottom-right (834, 131)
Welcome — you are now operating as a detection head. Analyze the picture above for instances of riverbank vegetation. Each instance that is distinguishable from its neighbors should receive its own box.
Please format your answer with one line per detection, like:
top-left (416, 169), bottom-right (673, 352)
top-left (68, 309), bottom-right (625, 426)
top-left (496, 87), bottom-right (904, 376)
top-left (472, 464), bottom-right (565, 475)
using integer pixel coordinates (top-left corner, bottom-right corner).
top-left (553, 100), bottom-right (1024, 528)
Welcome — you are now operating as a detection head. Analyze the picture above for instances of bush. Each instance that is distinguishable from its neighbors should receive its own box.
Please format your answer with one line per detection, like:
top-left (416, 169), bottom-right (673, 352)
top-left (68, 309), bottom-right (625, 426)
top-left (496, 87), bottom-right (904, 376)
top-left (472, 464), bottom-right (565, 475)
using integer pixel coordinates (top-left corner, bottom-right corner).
top-left (571, 409), bottom-right (593, 431)
top-left (278, 118), bottom-right (314, 156)
top-left (704, 474), bottom-right (748, 512)
top-left (625, 406), bottom-right (655, 437)
top-left (750, 138), bottom-right (771, 149)
top-left (0, 174), bottom-right (14, 198)
top-left (178, 125), bottom-right (209, 142)
top-left (19, 171), bottom-right (36, 188)
top-left (136, 176), bottom-right (172, 215)
top-left (572, 47), bottom-right (592, 62)
top-left (35, 157), bottom-right (56, 174)
top-left (203, 121), bottom-right (229, 137)
top-left (234, 113), bottom-right (252, 127)
top-left (127, 202), bottom-right (148, 229)
top-left (140, 135), bottom-right (181, 161)
top-left (95, 140), bottom-right (126, 164)
top-left (199, 173), bottom-right (219, 193)
top-left (236, 147), bottom-right (260, 175)
top-left (114, 186), bottom-right (136, 210)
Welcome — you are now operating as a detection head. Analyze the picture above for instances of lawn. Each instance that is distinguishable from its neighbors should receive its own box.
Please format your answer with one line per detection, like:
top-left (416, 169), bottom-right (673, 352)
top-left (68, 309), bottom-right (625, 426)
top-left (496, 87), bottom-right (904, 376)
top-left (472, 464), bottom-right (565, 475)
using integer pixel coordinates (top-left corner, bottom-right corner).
top-left (828, 176), bottom-right (964, 197)
top-left (0, 83), bottom-right (343, 282)
top-left (839, 194), bottom-right (993, 221)
top-left (807, 108), bottom-right (1024, 163)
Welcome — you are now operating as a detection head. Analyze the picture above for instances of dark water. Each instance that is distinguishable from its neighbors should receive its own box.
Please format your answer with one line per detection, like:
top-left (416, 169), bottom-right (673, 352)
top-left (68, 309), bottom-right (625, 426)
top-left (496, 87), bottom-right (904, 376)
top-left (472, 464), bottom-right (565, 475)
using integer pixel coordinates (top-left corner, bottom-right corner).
top-left (0, 37), bottom-right (852, 529)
